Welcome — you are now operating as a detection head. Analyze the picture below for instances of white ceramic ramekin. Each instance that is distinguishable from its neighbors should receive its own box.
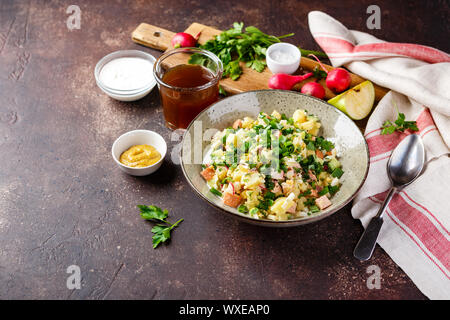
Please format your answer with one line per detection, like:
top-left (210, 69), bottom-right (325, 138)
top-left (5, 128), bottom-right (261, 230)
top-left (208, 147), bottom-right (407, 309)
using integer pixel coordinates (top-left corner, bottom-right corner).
top-left (266, 43), bottom-right (301, 74)
top-left (95, 50), bottom-right (157, 102)
top-left (111, 130), bottom-right (167, 176)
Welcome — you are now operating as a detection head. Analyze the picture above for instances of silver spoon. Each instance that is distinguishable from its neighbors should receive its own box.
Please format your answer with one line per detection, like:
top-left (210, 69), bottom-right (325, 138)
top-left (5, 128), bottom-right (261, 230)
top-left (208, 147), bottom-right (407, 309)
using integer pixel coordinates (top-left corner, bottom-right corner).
top-left (354, 134), bottom-right (425, 261)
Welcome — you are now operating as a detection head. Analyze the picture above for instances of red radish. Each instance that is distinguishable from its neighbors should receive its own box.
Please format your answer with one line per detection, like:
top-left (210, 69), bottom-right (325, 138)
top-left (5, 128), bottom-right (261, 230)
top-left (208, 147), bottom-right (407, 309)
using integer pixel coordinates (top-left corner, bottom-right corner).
top-left (301, 82), bottom-right (325, 99)
top-left (171, 31), bottom-right (201, 48)
top-left (308, 54), bottom-right (351, 93)
top-left (268, 72), bottom-right (313, 90)
top-left (326, 68), bottom-right (352, 92)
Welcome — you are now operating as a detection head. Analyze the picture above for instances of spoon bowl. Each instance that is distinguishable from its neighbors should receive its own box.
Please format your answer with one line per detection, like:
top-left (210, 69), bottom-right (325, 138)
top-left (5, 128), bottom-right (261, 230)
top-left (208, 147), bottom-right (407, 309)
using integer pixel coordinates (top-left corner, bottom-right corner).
top-left (388, 134), bottom-right (425, 187)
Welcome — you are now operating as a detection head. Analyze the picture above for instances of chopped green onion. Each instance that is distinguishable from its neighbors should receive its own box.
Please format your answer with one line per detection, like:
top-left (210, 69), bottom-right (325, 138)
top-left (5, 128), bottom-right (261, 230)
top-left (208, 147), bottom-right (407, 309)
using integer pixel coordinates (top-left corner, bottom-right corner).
top-left (210, 188), bottom-right (222, 197)
top-left (238, 204), bottom-right (248, 213)
top-left (332, 167), bottom-right (344, 178)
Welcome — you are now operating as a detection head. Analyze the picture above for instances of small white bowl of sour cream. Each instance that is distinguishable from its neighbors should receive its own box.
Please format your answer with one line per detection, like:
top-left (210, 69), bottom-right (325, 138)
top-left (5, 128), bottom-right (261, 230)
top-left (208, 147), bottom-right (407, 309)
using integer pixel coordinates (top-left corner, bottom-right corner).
top-left (95, 50), bottom-right (157, 101)
top-left (266, 43), bottom-right (301, 75)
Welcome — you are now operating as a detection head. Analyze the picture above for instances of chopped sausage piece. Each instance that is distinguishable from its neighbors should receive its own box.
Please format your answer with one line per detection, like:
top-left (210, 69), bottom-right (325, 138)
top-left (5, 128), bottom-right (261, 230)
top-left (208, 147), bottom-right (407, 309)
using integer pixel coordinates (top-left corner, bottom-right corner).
top-left (289, 161), bottom-right (301, 169)
top-left (315, 195), bottom-right (332, 210)
top-left (315, 149), bottom-right (324, 159)
top-left (308, 170), bottom-right (317, 181)
top-left (287, 204), bottom-right (296, 214)
top-left (286, 169), bottom-right (295, 179)
top-left (200, 166), bottom-right (215, 181)
top-left (272, 182), bottom-right (282, 195)
top-left (310, 189), bottom-right (319, 197)
top-left (223, 192), bottom-right (242, 208)
top-left (271, 171), bottom-right (284, 180)
top-left (232, 119), bottom-right (242, 130)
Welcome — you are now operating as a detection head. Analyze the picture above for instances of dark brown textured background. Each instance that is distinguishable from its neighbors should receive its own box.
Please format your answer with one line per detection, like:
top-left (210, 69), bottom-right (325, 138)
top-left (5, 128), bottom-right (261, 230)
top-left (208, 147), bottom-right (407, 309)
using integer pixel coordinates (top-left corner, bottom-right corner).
top-left (0, 0), bottom-right (448, 300)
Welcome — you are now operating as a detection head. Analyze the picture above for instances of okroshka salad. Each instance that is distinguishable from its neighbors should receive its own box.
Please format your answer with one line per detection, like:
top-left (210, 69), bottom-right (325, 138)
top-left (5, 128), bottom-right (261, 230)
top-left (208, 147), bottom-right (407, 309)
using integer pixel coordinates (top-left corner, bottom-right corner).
top-left (200, 109), bottom-right (344, 221)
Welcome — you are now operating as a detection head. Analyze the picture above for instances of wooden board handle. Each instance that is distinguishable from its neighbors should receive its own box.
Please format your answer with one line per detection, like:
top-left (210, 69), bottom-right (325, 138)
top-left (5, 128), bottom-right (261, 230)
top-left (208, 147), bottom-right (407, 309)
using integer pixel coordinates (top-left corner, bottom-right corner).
top-left (132, 23), bottom-right (174, 51)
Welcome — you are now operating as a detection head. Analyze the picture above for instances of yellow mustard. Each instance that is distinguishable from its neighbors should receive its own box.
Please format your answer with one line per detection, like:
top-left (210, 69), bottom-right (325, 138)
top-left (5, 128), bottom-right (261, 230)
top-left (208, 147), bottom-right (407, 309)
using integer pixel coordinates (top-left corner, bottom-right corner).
top-left (119, 144), bottom-right (161, 168)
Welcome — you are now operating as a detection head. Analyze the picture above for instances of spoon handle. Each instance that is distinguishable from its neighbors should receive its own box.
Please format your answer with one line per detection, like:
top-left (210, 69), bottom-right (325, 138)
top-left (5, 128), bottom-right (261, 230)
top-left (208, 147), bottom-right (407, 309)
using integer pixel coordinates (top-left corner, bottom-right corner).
top-left (353, 187), bottom-right (396, 261)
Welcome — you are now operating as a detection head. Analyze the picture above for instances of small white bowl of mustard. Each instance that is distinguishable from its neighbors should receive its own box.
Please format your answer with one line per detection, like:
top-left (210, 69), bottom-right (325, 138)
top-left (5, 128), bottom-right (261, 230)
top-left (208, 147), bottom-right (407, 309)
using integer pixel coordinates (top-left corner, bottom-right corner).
top-left (112, 130), bottom-right (167, 176)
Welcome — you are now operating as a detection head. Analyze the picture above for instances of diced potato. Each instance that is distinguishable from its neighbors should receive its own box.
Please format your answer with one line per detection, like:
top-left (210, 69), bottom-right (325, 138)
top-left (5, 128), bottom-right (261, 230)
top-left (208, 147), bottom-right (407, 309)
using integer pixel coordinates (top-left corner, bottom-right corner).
top-left (216, 166), bottom-right (228, 180)
top-left (243, 190), bottom-right (259, 209)
top-left (297, 197), bottom-right (306, 211)
top-left (232, 165), bottom-right (249, 181)
top-left (271, 110), bottom-right (282, 120)
top-left (296, 180), bottom-right (308, 192)
top-left (270, 196), bottom-right (295, 216)
top-left (281, 179), bottom-right (294, 196)
top-left (277, 212), bottom-right (289, 221)
top-left (331, 177), bottom-right (340, 187)
top-left (207, 175), bottom-right (219, 189)
top-left (242, 172), bottom-right (264, 189)
top-left (292, 136), bottom-right (303, 149)
top-left (241, 117), bottom-right (255, 129)
top-left (293, 109), bottom-right (307, 123)
top-left (309, 123), bottom-right (321, 136)
top-left (298, 120), bottom-right (315, 131)
top-left (226, 133), bottom-right (236, 148)
top-left (318, 172), bottom-right (328, 181)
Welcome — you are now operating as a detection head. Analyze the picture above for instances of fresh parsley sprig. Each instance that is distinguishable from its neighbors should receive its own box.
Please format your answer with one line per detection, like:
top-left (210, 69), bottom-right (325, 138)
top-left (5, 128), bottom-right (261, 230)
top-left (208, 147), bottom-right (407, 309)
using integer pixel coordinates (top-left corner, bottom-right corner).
top-left (380, 102), bottom-right (419, 135)
top-left (138, 205), bottom-right (183, 249)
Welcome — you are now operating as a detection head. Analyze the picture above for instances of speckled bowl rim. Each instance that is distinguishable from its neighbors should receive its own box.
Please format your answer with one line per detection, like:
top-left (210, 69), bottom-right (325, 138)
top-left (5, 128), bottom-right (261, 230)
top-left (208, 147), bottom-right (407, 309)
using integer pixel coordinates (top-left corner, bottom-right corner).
top-left (180, 90), bottom-right (370, 227)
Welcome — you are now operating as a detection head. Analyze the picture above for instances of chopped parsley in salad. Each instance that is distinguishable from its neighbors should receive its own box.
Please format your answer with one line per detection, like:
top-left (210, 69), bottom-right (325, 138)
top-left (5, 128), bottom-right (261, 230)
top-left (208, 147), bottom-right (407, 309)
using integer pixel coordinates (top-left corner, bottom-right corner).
top-left (200, 109), bottom-right (343, 221)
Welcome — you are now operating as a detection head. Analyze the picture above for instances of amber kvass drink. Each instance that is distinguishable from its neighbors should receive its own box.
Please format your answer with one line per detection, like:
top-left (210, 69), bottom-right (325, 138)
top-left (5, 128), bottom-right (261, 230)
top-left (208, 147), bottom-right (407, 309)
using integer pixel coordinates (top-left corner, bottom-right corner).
top-left (160, 64), bottom-right (219, 129)
top-left (153, 48), bottom-right (223, 130)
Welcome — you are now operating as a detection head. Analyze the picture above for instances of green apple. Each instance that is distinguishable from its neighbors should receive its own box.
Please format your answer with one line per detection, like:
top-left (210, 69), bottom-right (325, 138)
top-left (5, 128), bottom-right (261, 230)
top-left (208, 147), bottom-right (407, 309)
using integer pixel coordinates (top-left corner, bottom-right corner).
top-left (327, 80), bottom-right (375, 120)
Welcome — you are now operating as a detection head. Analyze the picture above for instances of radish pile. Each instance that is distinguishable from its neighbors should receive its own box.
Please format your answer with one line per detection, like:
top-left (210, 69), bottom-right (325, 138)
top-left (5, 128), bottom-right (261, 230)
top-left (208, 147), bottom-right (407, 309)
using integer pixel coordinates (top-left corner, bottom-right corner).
top-left (267, 53), bottom-right (352, 100)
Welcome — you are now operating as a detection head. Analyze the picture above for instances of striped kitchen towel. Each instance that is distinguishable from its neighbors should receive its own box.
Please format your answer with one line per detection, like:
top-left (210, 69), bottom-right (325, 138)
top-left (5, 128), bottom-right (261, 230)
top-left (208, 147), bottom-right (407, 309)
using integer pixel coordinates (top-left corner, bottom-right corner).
top-left (308, 11), bottom-right (450, 299)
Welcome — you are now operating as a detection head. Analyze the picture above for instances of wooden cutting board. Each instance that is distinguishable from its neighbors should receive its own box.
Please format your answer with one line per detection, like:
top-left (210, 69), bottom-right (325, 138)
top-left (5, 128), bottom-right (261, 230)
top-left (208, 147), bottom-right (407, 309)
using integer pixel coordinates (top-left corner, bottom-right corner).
top-left (132, 22), bottom-right (388, 101)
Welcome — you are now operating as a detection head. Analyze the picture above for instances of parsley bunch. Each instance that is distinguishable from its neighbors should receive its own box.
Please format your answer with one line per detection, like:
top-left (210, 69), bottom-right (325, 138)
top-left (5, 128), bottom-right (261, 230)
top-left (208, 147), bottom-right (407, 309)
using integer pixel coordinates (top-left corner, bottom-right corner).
top-left (189, 22), bottom-right (294, 80)
top-left (138, 205), bottom-right (183, 249)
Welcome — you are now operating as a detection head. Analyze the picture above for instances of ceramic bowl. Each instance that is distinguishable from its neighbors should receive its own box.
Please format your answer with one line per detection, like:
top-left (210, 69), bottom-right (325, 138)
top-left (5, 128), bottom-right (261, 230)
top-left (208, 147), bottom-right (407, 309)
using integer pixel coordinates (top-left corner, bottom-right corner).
top-left (112, 130), bottom-right (167, 176)
top-left (94, 50), bottom-right (157, 101)
top-left (180, 90), bottom-right (369, 227)
top-left (266, 43), bottom-right (301, 74)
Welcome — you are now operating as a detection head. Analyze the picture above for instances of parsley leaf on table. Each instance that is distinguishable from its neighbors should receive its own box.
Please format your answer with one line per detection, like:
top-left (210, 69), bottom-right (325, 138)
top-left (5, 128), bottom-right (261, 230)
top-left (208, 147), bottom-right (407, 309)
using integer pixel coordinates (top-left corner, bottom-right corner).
top-left (138, 205), bottom-right (184, 249)
top-left (137, 205), bottom-right (168, 221)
